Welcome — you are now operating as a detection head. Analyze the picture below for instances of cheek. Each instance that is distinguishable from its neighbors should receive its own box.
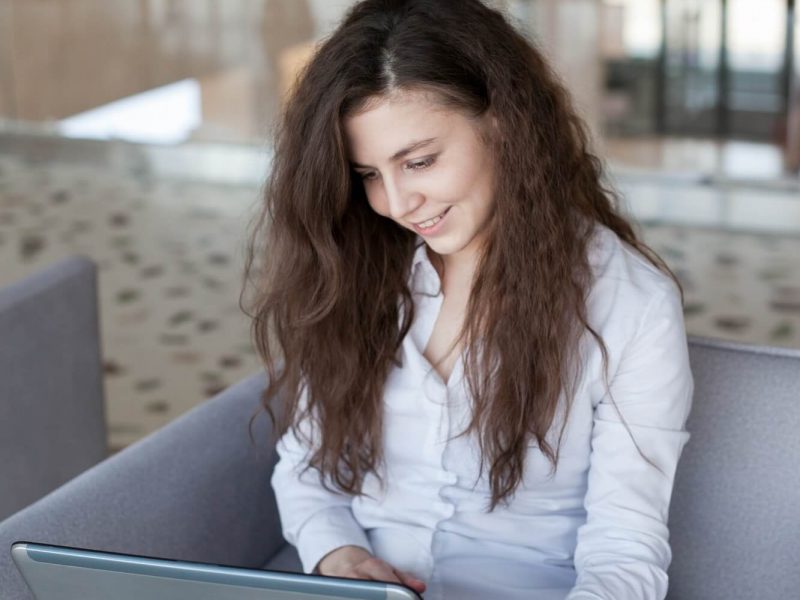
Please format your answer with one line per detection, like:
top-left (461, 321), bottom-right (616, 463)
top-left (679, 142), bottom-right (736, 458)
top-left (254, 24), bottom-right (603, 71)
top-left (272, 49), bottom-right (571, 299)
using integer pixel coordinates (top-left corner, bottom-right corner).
top-left (445, 153), bottom-right (490, 200)
top-left (466, 162), bottom-right (495, 214)
top-left (365, 188), bottom-right (390, 218)
top-left (451, 172), bottom-right (492, 215)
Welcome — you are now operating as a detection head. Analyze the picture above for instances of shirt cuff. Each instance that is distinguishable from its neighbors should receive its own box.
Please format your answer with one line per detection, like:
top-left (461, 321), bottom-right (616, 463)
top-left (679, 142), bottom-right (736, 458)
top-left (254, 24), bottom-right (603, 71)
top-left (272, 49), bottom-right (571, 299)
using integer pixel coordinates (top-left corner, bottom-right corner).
top-left (565, 592), bottom-right (603, 600)
top-left (566, 563), bottom-right (669, 600)
top-left (294, 506), bottom-right (374, 574)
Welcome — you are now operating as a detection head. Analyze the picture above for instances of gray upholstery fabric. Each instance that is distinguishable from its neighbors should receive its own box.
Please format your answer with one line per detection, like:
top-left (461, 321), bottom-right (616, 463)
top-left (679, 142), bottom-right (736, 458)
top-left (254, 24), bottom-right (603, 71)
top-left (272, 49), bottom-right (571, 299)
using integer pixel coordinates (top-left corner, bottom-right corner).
top-left (3, 335), bottom-right (799, 599)
top-left (667, 336), bottom-right (800, 600)
top-left (264, 543), bottom-right (302, 573)
top-left (0, 371), bottom-right (283, 600)
top-left (0, 256), bottom-right (107, 521)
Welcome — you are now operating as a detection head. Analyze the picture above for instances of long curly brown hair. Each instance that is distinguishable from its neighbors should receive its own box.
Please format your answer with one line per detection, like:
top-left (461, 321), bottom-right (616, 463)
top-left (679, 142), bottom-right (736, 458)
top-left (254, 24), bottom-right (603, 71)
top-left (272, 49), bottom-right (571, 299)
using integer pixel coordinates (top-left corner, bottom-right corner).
top-left (243, 0), bottom-right (680, 510)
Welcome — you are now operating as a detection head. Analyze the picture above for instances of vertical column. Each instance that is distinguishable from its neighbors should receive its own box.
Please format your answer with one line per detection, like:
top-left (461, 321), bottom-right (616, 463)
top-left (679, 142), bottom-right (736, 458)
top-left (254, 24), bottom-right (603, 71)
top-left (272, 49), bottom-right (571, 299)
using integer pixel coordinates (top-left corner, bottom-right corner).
top-left (0, 1), bottom-right (17, 119)
top-left (717, 0), bottom-right (729, 137)
top-left (785, 0), bottom-right (800, 172)
top-left (655, 0), bottom-right (667, 134)
top-left (523, 0), bottom-right (604, 144)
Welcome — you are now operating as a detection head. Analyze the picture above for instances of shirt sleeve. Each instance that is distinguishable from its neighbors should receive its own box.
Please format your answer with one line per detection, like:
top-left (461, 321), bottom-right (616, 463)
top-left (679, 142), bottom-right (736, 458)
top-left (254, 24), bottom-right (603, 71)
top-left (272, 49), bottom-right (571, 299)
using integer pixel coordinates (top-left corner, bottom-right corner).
top-left (271, 386), bottom-right (374, 573)
top-left (566, 287), bottom-right (694, 600)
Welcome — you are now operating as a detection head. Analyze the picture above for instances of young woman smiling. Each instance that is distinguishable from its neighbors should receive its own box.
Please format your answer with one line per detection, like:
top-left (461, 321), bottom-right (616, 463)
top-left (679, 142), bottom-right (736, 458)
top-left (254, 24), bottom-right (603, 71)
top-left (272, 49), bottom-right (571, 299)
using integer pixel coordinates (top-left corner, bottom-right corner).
top-left (245, 1), bottom-right (693, 599)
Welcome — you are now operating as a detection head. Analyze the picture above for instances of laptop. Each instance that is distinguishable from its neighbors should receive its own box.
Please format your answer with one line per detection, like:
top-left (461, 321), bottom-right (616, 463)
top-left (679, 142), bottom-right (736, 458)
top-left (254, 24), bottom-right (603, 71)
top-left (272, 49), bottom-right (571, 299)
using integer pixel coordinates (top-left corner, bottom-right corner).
top-left (11, 541), bottom-right (422, 600)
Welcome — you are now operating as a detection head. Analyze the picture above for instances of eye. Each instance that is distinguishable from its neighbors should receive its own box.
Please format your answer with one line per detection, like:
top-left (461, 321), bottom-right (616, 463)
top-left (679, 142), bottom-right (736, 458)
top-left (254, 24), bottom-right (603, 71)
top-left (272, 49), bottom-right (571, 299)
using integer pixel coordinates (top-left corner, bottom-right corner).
top-left (406, 156), bottom-right (436, 171)
top-left (359, 171), bottom-right (378, 181)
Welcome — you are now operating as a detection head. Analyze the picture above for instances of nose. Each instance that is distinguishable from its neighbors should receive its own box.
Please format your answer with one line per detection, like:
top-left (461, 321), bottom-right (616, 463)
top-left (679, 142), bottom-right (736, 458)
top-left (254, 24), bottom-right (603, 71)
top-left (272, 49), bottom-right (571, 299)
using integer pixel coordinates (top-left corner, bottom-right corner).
top-left (383, 176), bottom-right (423, 221)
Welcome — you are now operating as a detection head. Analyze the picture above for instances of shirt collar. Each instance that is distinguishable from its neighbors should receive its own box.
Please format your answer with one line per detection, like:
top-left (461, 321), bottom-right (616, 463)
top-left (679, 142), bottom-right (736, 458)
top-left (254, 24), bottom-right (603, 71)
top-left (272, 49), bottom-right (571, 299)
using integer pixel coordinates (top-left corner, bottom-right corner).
top-left (410, 237), bottom-right (443, 297)
top-left (412, 237), bottom-right (429, 272)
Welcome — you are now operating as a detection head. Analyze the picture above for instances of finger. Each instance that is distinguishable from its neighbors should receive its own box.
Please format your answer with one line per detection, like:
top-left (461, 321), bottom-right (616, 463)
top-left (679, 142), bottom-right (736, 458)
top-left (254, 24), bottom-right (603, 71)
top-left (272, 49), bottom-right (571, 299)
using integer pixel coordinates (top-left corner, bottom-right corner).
top-left (354, 558), bottom-right (404, 584)
top-left (395, 569), bottom-right (427, 593)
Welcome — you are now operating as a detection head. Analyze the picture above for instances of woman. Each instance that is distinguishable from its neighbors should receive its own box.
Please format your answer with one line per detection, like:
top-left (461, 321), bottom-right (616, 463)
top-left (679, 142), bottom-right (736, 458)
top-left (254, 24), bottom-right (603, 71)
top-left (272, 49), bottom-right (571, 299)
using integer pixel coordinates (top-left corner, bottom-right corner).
top-left (245, 1), bottom-right (693, 598)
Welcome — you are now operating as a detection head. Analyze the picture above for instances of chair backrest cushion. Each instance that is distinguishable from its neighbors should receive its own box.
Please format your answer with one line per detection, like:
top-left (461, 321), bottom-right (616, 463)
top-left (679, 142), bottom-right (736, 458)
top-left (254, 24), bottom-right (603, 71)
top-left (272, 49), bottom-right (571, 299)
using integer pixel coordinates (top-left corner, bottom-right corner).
top-left (0, 256), bottom-right (107, 520)
top-left (667, 336), bottom-right (800, 599)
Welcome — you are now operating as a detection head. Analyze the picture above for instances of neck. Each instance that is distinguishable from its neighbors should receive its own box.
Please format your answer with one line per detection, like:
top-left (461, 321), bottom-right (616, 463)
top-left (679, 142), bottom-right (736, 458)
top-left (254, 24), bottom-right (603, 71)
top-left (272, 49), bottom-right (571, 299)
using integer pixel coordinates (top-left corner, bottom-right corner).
top-left (427, 244), bottom-right (480, 292)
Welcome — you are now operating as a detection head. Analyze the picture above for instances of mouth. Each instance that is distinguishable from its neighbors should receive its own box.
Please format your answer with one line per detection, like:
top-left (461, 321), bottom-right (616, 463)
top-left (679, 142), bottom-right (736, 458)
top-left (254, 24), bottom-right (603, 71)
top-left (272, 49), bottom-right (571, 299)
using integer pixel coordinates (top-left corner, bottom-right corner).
top-left (412, 207), bottom-right (451, 234)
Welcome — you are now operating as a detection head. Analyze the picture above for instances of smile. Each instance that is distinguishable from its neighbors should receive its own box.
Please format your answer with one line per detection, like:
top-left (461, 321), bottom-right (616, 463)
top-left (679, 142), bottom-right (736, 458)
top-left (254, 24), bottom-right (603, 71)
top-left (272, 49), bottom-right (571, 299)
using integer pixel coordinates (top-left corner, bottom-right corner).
top-left (414, 207), bottom-right (450, 228)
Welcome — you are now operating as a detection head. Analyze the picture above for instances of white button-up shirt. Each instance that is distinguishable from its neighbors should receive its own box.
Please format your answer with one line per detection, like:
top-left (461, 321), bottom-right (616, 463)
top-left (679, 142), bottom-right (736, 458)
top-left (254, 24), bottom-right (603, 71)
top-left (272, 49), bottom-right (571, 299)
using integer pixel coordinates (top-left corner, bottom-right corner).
top-left (272, 224), bottom-right (694, 600)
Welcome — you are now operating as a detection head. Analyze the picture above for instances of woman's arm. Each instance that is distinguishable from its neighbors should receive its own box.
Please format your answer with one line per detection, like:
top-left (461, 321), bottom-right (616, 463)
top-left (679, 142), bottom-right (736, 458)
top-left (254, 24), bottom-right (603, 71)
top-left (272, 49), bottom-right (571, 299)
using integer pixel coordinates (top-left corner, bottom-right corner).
top-left (271, 390), bottom-right (373, 574)
top-left (567, 287), bottom-right (694, 600)
top-left (271, 390), bottom-right (427, 594)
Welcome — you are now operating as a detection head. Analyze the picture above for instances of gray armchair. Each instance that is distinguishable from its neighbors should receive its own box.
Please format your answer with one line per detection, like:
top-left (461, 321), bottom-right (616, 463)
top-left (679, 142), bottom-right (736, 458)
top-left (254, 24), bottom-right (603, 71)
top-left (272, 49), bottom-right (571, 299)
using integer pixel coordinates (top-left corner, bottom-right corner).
top-left (1, 336), bottom-right (799, 599)
top-left (0, 256), bottom-right (107, 522)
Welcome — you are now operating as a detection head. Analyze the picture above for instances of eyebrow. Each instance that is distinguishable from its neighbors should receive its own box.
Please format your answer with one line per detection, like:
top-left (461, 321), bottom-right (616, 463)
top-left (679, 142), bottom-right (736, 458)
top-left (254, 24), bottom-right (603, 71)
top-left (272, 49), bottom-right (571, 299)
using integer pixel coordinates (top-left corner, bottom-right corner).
top-left (350, 137), bottom-right (438, 169)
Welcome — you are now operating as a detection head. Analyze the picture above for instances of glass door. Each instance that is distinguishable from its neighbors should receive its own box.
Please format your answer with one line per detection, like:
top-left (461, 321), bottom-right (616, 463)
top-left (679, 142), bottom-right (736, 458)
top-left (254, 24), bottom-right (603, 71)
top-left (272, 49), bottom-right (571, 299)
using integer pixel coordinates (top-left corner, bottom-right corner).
top-left (726, 0), bottom-right (788, 140)
top-left (662, 0), bottom-right (723, 136)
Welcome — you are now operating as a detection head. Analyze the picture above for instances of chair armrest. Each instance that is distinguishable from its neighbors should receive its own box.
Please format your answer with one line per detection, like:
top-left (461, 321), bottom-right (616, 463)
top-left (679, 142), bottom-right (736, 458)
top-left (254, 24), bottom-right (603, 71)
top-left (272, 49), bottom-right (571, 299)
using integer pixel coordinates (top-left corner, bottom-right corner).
top-left (0, 371), bottom-right (284, 600)
top-left (0, 255), bottom-right (107, 521)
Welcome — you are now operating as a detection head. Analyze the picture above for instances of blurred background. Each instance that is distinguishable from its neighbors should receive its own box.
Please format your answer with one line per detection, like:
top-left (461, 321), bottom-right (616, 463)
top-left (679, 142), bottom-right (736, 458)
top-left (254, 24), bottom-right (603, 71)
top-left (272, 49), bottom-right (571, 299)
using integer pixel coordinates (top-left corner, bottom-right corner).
top-left (1, 0), bottom-right (799, 451)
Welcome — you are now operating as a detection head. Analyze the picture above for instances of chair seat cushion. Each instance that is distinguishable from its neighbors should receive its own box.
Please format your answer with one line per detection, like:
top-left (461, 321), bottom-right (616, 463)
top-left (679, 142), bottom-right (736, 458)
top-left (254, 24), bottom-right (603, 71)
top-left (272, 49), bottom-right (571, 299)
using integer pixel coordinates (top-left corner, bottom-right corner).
top-left (263, 543), bottom-right (302, 573)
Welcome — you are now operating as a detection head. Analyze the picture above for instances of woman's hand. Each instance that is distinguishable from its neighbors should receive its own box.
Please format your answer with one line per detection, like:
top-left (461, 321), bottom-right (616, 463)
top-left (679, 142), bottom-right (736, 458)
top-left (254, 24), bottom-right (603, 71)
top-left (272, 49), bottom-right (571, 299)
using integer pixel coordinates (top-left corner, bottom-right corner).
top-left (316, 545), bottom-right (427, 595)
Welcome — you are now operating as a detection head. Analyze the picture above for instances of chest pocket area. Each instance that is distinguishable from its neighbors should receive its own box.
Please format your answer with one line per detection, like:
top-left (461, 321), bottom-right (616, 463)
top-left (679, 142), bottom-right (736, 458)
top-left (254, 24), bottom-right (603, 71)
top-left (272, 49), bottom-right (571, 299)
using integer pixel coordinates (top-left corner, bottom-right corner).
top-left (381, 368), bottom-right (436, 470)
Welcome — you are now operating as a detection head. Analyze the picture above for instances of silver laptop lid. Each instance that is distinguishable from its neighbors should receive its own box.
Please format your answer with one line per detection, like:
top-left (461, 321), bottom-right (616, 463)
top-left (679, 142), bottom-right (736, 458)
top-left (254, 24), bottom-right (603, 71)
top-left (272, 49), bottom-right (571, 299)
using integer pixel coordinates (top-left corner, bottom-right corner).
top-left (11, 542), bottom-right (420, 600)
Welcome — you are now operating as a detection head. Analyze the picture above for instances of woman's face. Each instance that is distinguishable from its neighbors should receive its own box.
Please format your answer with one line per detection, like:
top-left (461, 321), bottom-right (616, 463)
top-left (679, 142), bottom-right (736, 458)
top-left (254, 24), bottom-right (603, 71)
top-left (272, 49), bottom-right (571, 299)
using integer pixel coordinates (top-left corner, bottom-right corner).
top-left (343, 90), bottom-right (496, 265)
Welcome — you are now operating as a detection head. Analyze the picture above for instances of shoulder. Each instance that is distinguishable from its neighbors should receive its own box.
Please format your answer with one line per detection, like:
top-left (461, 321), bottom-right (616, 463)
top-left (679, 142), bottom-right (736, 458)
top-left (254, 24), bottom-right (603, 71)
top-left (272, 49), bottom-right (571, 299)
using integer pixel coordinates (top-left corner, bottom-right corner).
top-left (587, 223), bottom-right (679, 307)
top-left (584, 223), bottom-right (684, 351)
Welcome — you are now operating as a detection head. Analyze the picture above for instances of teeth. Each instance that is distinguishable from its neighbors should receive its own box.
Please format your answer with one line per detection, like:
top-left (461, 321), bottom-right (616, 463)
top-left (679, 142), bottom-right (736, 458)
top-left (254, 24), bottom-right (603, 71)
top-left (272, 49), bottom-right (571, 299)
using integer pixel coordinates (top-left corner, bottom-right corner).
top-left (419, 210), bottom-right (447, 229)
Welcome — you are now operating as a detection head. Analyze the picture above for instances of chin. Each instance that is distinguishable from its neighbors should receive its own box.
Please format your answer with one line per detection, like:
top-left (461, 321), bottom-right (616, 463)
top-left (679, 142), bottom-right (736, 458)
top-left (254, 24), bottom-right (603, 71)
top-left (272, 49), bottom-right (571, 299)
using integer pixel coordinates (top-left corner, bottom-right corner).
top-left (425, 236), bottom-right (468, 257)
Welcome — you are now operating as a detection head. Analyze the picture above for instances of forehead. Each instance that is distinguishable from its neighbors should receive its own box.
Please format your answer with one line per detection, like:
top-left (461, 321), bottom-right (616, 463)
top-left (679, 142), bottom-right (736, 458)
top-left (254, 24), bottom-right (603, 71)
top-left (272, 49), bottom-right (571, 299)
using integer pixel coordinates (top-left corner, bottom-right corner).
top-left (343, 92), bottom-right (461, 162)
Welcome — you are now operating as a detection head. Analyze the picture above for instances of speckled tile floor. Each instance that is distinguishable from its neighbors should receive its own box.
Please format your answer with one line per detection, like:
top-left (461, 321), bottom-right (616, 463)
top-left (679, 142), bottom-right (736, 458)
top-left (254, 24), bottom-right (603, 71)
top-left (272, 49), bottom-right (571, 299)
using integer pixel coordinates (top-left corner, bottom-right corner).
top-left (1, 135), bottom-right (799, 450)
top-left (0, 145), bottom-right (264, 451)
top-left (637, 224), bottom-right (800, 346)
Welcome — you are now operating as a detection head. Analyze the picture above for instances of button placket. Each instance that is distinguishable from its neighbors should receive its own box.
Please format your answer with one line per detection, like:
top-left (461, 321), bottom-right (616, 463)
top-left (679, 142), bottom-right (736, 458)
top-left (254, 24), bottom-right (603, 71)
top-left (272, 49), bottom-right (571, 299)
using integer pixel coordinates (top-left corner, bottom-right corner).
top-left (434, 357), bottom-right (466, 524)
top-left (409, 243), bottom-right (462, 587)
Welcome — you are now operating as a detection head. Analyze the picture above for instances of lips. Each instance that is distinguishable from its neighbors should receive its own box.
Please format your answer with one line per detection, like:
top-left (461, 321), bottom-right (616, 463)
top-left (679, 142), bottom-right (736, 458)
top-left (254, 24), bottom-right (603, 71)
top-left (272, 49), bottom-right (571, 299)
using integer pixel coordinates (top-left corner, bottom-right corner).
top-left (413, 207), bottom-right (450, 228)
top-left (411, 206), bottom-right (452, 236)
